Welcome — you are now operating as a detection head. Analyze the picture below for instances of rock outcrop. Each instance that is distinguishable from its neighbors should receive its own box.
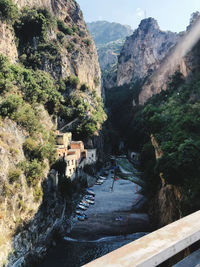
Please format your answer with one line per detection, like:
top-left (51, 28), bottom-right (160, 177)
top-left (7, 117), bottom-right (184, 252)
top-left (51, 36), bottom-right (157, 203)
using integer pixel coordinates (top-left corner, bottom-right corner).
top-left (8, 0), bottom-right (101, 94)
top-left (0, 21), bottom-right (18, 63)
top-left (139, 13), bottom-right (200, 104)
top-left (149, 135), bottom-right (182, 228)
top-left (116, 18), bottom-right (179, 87)
top-left (88, 21), bottom-right (133, 90)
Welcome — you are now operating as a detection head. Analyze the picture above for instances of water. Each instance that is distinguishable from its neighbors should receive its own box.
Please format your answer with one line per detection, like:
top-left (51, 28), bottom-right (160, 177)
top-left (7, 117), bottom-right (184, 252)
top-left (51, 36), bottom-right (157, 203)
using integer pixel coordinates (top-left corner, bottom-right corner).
top-left (38, 233), bottom-right (148, 267)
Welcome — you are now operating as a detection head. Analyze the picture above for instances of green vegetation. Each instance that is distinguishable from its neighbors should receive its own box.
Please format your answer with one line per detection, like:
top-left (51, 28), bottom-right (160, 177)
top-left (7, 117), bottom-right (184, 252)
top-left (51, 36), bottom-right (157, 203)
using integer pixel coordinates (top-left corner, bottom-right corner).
top-left (106, 60), bottom-right (200, 214)
top-left (60, 90), bottom-right (106, 139)
top-left (0, 3), bottom-right (106, 202)
top-left (57, 19), bottom-right (73, 35)
top-left (67, 42), bottom-right (75, 53)
top-left (110, 69), bottom-right (200, 214)
top-left (14, 7), bottom-right (62, 74)
top-left (0, 55), bottom-right (63, 113)
top-left (80, 83), bottom-right (88, 92)
top-left (94, 77), bottom-right (100, 87)
top-left (19, 159), bottom-right (45, 187)
top-left (57, 32), bottom-right (65, 44)
top-left (105, 81), bottom-right (146, 152)
top-left (65, 74), bottom-right (80, 88)
top-left (140, 71), bottom-right (200, 213)
top-left (33, 185), bottom-right (43, 202)
top-left (0, 53), bottom-right (106, 189)
top-left (20, 41), bottom-right (61, 72)
top-left (0, 0), bottom-right (18, 23)
top-left (14, 7), bottom-right (56, 43)
top-left (8, 169), bottom-right (21, 184)
top-left (0, 55), bottom-right (58, 189)
top-left (83, 38), bottom-right (91, 46)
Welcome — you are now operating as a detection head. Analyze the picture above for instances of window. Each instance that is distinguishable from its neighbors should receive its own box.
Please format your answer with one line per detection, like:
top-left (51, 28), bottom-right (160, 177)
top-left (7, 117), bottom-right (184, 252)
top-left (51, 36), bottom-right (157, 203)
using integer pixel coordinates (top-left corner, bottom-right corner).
top-left (68, 161), bottom-right (70, 166)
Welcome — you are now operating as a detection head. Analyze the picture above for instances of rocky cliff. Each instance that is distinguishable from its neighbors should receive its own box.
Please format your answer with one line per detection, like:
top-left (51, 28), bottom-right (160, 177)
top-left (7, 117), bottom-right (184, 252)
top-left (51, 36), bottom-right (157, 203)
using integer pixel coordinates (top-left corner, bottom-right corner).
top-left (116, 18), bottom-right (179, 87)
top-left (139, 13), bottom-right (200, 104)
top-left (149, 135), bottom-right (182, 228)
top-left (0, 0), bottom-right (105, 265)
top-left (88, 21), bottom-right (132, 89)
top-left (10, 0), bottom-right (101, 94)
top-left (0, 21), bottom-right (18, 62)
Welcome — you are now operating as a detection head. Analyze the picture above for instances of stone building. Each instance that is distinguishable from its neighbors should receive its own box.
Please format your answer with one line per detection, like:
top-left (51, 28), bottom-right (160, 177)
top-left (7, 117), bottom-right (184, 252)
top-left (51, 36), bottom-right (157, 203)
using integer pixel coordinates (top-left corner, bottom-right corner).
top-left (55, 132), bottom-right (97, 180)
top-left (56, 132), bottom-right (72, 148)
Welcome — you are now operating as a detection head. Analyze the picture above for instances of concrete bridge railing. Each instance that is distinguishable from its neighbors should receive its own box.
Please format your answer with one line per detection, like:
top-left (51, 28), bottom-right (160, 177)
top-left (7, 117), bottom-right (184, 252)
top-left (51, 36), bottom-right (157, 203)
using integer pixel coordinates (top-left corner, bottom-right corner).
top-left (83, 210), bottom-right (200, 267)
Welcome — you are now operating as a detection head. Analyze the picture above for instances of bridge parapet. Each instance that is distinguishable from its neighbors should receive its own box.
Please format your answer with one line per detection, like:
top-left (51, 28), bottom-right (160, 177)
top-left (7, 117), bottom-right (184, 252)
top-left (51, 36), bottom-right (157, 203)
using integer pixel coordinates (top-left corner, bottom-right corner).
top-left (83, 210), bottom-right (200, 267)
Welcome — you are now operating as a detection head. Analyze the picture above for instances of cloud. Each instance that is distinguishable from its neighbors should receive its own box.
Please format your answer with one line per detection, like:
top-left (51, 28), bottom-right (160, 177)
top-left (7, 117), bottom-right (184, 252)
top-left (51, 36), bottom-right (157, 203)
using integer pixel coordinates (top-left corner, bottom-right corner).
top-left (136, 8), bottom-right (145, 19)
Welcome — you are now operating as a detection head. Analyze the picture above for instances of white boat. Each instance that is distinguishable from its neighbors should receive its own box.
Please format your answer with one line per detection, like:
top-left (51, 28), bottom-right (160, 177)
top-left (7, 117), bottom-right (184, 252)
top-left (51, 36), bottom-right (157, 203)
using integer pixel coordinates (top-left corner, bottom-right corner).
top-left (80, 201), bottom-right (89, 207)
top-left (76, 210), bottom-right (83, 215)
top-left (77, 215), bottom-right (85, 221)
top-left (86, 189), bottom-right (95, 196)
top-left (99, 176), bottom-right (107, 180)
top-left (86, 199), bottom-right (95, 204)
top-left (85, 195), bottom-right (95, 200)
top-left (95, 182), bottom-right (103, 185)
top-left (78, 204), bottom-right (87, 210)
top-left (97, 179), bottom-right (104, 183)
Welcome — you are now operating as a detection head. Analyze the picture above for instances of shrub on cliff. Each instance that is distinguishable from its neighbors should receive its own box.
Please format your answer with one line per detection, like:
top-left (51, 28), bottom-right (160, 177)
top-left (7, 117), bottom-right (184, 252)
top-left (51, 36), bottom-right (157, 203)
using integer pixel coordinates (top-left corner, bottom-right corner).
top-left (8, 169), bottom-right (21, 184)
top-left (14, 7), bottom-right (55, 43)
top-left (20, 159), bottom-right (45, 187)
top-left (57, 20), bottom-right (73, 35)
top-left (0, 0), bottom-right (18, 23)
top-left (0, 95), bottom-right (41, 134)
top-left (138, 71), bottom-right (200, 213)
top-left (65, 75), bottom-right (80, 88)
top-left (0, 56), bottom-right (63, 114)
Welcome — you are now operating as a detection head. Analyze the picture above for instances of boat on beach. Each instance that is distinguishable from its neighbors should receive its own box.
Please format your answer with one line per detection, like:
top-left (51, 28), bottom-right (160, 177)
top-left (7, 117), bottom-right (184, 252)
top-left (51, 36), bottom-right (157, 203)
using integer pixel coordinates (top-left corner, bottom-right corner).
top-left (80, 201), bottom-right (89, 207)
top-left (76, 210), bottom-right (84, 215)
top-left (95, 181), bottom-right (103, 185)
top-left (77, 214), bottom-right (88, 221)
top-left (86, 189), bottom-right (95, 196)
top-left (86, 199), bottom-right (95, 204)
top-left (77, 204), bottom-right (87, 210)
top-left (77, 215), bottom-right (85, 221)
top-left (99, 175), bottom-right (107, 180)
top-left (85, 195), bottom-right (95, 200)
top-left (97, 179), bottom-right (105, 183)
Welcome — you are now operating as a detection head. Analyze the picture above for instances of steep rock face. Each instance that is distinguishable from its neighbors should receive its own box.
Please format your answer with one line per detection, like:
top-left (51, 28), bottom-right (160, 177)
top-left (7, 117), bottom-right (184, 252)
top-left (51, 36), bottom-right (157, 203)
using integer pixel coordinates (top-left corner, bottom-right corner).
top-left (117, 18), bottom-right (179, 86)
top-left (0, 21), bottom-right (18, 63)
top-left (149, 135), bottom-right (182, 228)
top-left (97, 39), bottom-right (124, 72)
top-left (88, 21), bottom-right (133, 90)
top-left (139, 13), bottom-right (200, 104)
top-left (0, 109), bottom-right (54, 266)
top-left (9, 0), bottom-right (101, 94)
top-left (0, 1), bottom-right (104, 265)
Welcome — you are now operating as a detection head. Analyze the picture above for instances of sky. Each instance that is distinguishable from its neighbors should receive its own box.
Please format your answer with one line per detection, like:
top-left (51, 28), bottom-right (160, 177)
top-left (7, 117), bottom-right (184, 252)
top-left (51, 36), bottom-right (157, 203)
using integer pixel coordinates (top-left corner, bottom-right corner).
top-left (76, 0), bottom-right (200, 33)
